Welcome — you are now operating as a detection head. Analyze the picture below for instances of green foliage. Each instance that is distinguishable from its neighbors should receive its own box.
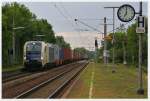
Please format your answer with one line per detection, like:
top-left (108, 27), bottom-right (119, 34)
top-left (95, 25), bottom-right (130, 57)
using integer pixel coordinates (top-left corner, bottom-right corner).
top-left (2, 2), bottom-right (70, 67)
top-left (74, 47), bottom-right (89, 59)
top-left (74, 47), bottom-right (87, 53)
top-left (2, 2), bottom-right (36, 66)
top-left (55, 36), bottom-right (70, 48)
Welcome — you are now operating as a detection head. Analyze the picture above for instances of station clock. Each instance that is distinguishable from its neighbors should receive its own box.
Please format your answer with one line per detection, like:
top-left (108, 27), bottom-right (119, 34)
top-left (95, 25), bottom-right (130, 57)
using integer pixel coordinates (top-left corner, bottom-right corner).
top-left (117, 4), bottom-right (135, 22)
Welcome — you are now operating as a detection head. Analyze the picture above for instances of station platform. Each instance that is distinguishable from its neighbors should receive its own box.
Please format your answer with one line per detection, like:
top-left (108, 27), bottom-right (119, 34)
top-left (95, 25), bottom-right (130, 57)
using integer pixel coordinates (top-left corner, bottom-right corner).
top-left (63, 62), bottom-right (147, 98)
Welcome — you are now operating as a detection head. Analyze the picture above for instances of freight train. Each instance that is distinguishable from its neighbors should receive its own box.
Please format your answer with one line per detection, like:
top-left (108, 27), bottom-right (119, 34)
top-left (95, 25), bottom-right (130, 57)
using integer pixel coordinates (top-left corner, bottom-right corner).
top-left (23, 41), bottom-right (88, 70)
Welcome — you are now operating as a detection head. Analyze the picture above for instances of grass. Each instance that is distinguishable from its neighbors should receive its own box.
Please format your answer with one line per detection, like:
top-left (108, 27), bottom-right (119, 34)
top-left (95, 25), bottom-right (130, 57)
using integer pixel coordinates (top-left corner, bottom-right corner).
top-left (93, 63), bottom-right (147, 98)
top-left (67, 62), bottom-right (147, 98)
top-left (2, 65), bottom-right (23, 72)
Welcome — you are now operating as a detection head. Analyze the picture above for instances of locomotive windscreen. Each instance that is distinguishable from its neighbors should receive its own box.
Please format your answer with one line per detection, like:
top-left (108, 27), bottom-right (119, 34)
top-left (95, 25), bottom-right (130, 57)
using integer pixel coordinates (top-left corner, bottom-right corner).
top-left (26, 42), bottom-right (41, 52)
top-left (26, 42), bottom-right (42, 60)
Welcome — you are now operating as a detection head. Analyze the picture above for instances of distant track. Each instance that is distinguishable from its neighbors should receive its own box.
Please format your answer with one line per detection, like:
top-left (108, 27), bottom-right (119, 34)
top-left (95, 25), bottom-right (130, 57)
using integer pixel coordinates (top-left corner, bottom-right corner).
top-left (2, 72), bottom-right (32, 83)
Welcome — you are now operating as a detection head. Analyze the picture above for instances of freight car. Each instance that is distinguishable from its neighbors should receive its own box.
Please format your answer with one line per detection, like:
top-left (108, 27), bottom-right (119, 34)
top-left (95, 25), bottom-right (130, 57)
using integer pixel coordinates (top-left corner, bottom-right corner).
top-left (23, 41), bottom-right (87, 71)
top-left (62, 48), bottom-right (72, 64)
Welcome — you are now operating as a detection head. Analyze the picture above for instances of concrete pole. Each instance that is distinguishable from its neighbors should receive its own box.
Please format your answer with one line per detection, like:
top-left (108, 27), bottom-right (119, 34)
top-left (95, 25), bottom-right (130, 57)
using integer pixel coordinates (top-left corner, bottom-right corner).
top-left (123, 37), bottom-right (127, 65)
top-left (123, 40), bottom-right (127, 64)
top-left (124, 32), bottom-right (127, 65)
top-left (137, 34), bottom-right (143, 93)
top-left (109, 8), bottom-right (116, 73)
top-left (95, 47), bottom-right (98, 63)
top-left (112, 8), bottom-right (115, 65)
top-left (103, 17), bottom-right (107, 64)
top-left (121, 24), bottom-right (127, 65)
top-left (12, 3), bottom-right (15, 64)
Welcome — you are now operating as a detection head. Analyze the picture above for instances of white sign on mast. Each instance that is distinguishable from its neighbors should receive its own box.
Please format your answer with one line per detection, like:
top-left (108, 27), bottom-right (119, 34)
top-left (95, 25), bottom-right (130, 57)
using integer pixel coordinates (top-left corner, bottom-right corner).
top-left (136, 16), bottom-right (145, 33)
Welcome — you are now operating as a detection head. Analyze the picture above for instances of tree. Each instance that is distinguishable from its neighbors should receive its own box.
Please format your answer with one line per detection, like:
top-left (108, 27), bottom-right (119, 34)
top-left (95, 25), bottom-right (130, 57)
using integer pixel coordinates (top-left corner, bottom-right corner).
top-left (55, 36), bottom-right (70, 48)
top-left (2, 2), bottom-right (56, 67)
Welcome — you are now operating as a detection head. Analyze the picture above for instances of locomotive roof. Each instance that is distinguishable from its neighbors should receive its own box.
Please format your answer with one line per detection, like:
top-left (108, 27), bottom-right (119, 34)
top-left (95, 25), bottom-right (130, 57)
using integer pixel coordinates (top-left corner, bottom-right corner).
top-left (25, 41), bottom-right (45, 44)
top-left (25, 41), bottom-right (60, 48)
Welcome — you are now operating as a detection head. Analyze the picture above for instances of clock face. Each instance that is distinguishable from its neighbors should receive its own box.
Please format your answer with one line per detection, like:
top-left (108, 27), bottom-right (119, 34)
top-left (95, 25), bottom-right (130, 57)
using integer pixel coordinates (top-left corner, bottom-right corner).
top-left (117, 4), bottom-right (135, 22)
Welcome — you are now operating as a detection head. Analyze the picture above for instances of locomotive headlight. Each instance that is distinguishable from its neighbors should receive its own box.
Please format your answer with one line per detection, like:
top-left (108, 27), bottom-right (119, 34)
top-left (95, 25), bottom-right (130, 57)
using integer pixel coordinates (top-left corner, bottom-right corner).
top-left (41, 57), bottom-right (43, 60)
top-left (24, 56), bottom-right (26, 60)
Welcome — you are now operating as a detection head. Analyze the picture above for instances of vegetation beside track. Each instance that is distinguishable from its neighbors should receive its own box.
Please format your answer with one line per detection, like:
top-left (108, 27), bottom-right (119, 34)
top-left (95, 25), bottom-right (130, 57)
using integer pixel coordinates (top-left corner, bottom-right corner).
top-left (2, 65), bottom-right (23, 72)
top-left (67, 62), bottom-right (147, 98)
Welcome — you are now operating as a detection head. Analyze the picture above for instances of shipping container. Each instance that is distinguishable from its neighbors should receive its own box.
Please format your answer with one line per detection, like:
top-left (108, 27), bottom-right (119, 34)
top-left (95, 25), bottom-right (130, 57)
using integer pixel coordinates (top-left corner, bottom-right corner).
top-left (63, 48), bottom-right (72, 63)
top-left (59, 48), bottom-right (64, 65)
top-left (73, 50), bottom-right (79, 61)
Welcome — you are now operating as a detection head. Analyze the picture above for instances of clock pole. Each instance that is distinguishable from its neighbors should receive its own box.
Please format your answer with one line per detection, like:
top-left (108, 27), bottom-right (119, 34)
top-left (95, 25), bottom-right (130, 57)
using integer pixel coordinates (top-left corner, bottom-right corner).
top-left (137, 1), bottom-right (144, 95)
top-left (117, 2), bottom-right (145, 95)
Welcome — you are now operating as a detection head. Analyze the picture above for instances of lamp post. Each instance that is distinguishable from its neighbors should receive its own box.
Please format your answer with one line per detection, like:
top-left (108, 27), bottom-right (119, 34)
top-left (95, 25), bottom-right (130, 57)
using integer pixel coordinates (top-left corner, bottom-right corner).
top-left (12, 26), bottom-right (25, 64)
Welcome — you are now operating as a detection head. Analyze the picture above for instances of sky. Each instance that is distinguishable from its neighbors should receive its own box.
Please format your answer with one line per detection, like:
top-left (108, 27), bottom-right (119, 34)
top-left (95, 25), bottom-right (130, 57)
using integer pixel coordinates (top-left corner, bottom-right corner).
top-left (3, 2), bottom-right (148, 51)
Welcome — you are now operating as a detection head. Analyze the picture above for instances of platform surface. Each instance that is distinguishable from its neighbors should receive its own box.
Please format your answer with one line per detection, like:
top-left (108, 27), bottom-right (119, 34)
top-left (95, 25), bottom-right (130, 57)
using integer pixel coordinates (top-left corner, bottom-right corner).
top-left (65, 62), bottom-right (147, 98)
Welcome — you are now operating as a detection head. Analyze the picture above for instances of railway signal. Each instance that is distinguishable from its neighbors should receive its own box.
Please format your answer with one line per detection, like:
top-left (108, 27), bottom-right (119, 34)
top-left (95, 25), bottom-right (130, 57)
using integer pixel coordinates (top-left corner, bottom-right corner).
top-left (95, 37), bottom-right (98, 63)
top-left (95, 38), bottom-right (98, 48)
top-left (103, 35), bottom-right (112, 40)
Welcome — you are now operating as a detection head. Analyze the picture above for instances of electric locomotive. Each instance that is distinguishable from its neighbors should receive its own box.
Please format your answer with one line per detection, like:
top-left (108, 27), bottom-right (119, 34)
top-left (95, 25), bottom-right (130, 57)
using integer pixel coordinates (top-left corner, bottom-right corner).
top-left (23, 41), bottom-right (46, 70)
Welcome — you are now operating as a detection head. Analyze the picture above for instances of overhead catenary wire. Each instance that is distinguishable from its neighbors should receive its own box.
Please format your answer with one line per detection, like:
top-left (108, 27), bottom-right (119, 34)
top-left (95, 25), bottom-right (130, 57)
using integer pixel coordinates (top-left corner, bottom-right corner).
top-left (55, 3), bottom-right (125, 50)
top-left (54, 4), bottom-right (75, 30)
top-left (75, 21), bottom-right (95, 50)
top-left (57, 3), bottom-right (104, 35)
top-left (75, 19), bottom-right (104, 34)
top-left (54, 3), bottom-right (93, 50)
top-left (107, 18), bottom-right (136, 34)
top-left (58, 2), bottom-right (74, 20)
top-left (54, 3), bottom-right (81, 45)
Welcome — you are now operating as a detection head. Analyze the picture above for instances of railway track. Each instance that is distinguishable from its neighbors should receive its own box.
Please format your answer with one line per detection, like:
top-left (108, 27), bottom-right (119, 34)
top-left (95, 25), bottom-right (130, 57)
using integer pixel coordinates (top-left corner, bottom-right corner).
top-left (2, 63), bottom-right (75, 84)
top-left (48, 61), bottom-right (89, 98)
top-left (2, 61), bottom-right (87, 98)
top-left (17, 61), bottom-right (88, 98)
top-left (2, 72), bottom-right (32, 83)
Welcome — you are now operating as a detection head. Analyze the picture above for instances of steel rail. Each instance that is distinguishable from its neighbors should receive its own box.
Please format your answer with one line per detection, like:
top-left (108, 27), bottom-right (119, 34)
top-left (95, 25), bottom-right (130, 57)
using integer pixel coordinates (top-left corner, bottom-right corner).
top-left (48, 62), bottom-right (89, 98)
top-left (15, 62), bottom-right (83, 98)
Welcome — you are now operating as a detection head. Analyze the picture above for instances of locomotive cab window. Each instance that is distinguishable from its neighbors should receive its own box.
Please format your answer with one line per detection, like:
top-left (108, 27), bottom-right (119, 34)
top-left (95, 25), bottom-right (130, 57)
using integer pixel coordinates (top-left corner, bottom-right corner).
top-left (26, 42), bottom-right (41, 52)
